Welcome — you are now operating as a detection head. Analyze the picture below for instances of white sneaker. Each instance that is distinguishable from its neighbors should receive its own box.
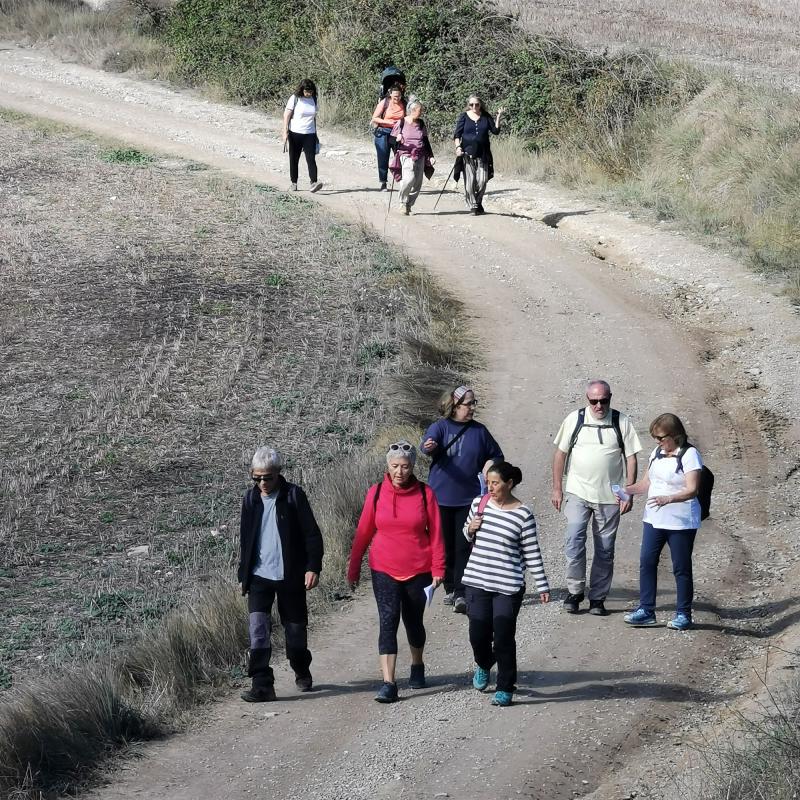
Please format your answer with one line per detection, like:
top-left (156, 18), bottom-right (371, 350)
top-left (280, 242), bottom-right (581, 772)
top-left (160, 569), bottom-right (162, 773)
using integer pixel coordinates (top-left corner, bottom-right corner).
top-left (290, 182), bottom-right (297, 191)
top-left (310, 182), bottom-right (323, 193)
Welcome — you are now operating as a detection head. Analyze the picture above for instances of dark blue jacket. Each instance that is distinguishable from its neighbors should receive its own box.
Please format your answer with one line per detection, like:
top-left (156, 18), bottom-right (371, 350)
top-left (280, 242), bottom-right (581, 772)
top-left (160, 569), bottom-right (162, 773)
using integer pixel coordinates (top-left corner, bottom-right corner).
top-left (238, 477), bottom-right (324, 595)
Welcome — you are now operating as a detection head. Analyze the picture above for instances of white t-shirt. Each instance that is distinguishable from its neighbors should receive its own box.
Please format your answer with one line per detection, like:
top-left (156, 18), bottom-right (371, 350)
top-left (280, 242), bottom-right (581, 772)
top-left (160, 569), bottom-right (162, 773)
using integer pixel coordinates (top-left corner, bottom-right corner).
top-left (286, 95), bottom-right (317, 134)
top-left (553, 407), bottom-right (642, 504)
top-left (642, 445), bottom-right (703, 530)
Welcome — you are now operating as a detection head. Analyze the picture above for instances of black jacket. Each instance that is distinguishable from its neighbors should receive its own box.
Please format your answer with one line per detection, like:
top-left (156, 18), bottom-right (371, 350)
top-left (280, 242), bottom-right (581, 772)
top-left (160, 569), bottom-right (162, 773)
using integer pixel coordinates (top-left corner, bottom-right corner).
top-left (238, 477), bottom-right (324, 595)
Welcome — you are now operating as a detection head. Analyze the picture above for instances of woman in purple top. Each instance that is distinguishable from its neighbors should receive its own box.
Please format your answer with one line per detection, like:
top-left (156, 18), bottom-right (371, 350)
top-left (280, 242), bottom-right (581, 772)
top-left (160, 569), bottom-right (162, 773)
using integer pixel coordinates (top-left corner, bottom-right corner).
top-left (421, 385), bottom-right (504, 613)
top-left (390, 99), bottom-right (435, 216)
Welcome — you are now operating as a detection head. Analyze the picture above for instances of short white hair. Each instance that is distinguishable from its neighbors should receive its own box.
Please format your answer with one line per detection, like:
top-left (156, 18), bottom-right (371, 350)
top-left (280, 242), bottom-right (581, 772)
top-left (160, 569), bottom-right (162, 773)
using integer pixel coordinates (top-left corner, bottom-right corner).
top-left (407, 99), bottom-right (423, 114)
top-left (251, 447), bottom-right (283, 472)
top-left (587, 379), bottom-right (611, 395)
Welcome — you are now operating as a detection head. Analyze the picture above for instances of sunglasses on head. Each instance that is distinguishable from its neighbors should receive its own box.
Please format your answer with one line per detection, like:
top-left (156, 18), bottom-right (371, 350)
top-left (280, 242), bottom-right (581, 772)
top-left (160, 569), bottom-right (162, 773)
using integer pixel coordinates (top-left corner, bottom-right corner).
top-left (587, 397), bottom-right (611, 406)
top-left (389, 442), bottom-right (413, 452)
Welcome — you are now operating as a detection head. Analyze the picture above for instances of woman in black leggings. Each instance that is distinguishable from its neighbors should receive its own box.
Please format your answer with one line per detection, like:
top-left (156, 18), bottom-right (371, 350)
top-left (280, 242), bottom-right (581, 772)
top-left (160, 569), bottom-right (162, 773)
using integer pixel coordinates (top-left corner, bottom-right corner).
top-left (282, 78), bottom-right (322, 193)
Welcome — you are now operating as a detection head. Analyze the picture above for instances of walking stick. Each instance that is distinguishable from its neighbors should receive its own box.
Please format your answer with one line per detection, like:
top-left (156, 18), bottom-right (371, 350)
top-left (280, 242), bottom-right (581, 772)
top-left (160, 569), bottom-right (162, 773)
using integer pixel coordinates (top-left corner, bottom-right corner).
top-left (387, 173), bottom-right (397, 213)
top-left (434, 159), bottom-right (457, 210)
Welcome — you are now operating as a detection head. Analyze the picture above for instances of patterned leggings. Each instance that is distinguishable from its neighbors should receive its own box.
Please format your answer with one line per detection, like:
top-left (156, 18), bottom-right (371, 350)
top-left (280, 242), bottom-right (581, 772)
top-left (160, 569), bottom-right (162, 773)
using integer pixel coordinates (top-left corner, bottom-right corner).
top-left (371, 570), bottom-right (431, 655)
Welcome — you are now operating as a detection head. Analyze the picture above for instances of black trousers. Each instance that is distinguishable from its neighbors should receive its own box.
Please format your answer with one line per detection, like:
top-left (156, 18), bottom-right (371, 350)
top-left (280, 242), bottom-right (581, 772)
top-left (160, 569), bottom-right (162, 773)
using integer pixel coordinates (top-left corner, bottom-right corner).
top-left (439, 505), bottom-right (471, 598)
top-left (288, 131), bottom-right (318, 184)
top-left (466, 585), bottom-right (525, 693)
top-left (247, 575), bottom-right (311, 687)
top-left (371, 570), bottom-right (431, 655)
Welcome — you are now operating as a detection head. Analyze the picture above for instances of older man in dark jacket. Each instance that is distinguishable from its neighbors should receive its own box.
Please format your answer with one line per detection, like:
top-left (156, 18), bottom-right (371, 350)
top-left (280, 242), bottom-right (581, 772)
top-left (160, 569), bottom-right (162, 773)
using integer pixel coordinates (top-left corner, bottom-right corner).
top-left (238, 446), bottom-right (324, 702)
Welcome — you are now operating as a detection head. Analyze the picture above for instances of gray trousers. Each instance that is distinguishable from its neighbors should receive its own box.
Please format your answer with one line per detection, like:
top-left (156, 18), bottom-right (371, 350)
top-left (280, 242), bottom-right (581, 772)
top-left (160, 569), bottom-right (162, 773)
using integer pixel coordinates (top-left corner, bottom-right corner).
top-left (398, 154), bottom-right (425, 208)
top-left (563, 492), bottom-right (621, 602)
top-left (462, 154), bottom-right (488, 210)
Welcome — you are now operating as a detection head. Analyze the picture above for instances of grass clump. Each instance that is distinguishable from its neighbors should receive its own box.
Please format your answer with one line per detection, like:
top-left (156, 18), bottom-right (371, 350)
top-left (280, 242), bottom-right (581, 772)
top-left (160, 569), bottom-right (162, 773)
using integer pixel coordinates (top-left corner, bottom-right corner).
top-left (101, 146), bottom-right (154, 165)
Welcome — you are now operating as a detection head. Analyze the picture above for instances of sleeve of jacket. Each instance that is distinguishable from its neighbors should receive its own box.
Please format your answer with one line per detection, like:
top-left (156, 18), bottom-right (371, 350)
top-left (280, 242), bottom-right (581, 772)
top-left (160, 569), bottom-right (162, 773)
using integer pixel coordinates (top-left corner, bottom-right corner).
top-left (424, 486), bottom-right (446, 577)
top-left (294, 485), bottom-right (324, 575)
top-left (237, 493), bottom-right (250, 584)
top-left (453, 112), bottom-right (466, 140)
top-left (347, 485), bottom-right (379, 584)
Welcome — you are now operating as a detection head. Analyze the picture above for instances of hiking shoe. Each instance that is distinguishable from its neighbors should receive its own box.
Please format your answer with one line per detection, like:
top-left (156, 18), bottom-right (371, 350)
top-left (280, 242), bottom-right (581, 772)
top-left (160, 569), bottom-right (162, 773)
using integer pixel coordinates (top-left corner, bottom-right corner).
top-left (443, 592), bottom-right (455, 606)
top-left (241, 685), bottom-right (276, 703)
top-left (477, 203), bottom-right (485, 214)
top-left (379, 182), bottom-right (388, 191)
top-left (491, 690), bottom-right (513, 707)
top-left (403, 203), bottom-right (411, 216)
top-left (473, 666), bottom-right (490, 692)
top-left (623, 608), bottom-right (657, 627)
top-left (290, 182), bottom-right (297, 191)
top-left (409, 664), bottom-right (426, 689)
top-left (563, 592), bottom-right (584, 614)
top-left (471, 208), bottom-right (480, 216)
top-left (453, 596), bottom-right (467, 614)
top-left (310, 181), bottom-right (323, 193)
top-left (374, 681), bottom-right (398, 703)
top-left (294, 672), bottom-right (313, 692)
top-left (588, 601), bottom-right (608, 616)
top-left (667, 613), bottom-right (693, 631)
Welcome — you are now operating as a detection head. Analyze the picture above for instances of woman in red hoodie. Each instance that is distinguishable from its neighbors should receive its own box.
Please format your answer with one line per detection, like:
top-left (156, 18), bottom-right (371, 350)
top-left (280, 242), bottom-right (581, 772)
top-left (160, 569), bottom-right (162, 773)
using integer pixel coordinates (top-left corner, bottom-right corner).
top-left (348, 440), bottom-right (445, 703)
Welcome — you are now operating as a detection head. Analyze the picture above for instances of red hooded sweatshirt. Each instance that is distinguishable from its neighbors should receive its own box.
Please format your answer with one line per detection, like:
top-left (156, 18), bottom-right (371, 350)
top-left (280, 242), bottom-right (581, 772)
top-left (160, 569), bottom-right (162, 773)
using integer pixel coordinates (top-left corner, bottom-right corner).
top-left (347, 475), bottom-right (445, 584)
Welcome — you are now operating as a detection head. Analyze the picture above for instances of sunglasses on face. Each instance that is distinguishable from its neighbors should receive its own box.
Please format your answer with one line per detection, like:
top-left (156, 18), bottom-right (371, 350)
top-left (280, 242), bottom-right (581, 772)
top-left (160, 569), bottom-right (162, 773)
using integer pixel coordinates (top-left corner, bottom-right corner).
top-left (468, 103), bottom-right (481, 107)
top-left (653, 434), bottom-right (671, 442)
top-left (389, 442), bottom-right (413, 452)
top-left (587, 397), bottom-right (611, 406)
top-left (252, 474), bottom-right (277, 483)
top-left (458, 399), bottom-right (478, 407)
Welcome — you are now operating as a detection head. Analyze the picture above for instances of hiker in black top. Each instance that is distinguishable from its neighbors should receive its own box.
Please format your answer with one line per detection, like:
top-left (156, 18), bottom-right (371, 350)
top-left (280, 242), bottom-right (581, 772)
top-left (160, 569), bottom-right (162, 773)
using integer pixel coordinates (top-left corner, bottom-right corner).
top-left (238, 446), bottom-right (324, 703)
top-left (453, 95), bottom-right (504, 215)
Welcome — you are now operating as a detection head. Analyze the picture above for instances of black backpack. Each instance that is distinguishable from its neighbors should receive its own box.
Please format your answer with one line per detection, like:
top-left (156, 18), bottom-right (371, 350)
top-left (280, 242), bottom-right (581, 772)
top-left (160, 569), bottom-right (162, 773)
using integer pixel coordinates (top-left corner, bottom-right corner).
top-left (372, 479), bottom-right (428, 514)
top-left (564, 408), bottom-right (625, 474)
top-left (650, 445), bottom-right (714, 521)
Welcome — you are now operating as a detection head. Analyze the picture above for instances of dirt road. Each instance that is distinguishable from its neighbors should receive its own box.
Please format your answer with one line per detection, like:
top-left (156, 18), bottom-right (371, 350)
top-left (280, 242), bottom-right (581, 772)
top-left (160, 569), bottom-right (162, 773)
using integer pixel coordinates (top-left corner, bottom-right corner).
top-left (1, 44), bottom-right (798, 800)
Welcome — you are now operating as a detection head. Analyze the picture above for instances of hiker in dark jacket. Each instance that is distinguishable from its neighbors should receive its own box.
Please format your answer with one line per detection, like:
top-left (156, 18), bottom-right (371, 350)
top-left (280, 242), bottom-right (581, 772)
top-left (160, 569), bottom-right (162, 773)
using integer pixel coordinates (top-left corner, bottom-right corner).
top-left (238, 446), bottom-right (324, 702)
top-left (453, 95), bottom-right (504, 215)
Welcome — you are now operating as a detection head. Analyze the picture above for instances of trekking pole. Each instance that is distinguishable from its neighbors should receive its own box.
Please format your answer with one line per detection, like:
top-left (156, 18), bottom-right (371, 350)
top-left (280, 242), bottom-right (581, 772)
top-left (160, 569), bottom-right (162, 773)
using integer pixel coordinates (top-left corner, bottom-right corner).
top-left (387, 173), bottom-right (397, 213)
top-left (433, 160), bottom-right (457, 210)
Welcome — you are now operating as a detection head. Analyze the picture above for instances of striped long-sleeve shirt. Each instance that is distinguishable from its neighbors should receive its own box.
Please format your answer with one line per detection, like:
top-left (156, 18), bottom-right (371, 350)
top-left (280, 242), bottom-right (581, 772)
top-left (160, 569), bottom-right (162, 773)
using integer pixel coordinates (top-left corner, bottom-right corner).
top-left (461, 499), bottom-right (549, 596)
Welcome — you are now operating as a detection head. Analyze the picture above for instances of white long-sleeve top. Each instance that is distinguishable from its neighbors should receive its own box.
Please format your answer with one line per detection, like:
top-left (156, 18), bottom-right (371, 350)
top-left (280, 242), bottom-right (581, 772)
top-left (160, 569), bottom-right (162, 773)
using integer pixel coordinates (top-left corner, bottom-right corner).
top-left (462, 498), bottom-right (549, 596)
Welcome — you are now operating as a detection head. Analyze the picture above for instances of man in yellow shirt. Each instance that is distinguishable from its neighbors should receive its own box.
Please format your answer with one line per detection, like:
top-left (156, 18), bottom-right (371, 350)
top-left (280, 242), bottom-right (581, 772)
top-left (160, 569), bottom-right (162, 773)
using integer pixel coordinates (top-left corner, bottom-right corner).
top-left (551, 380), bottom-right (642, 615)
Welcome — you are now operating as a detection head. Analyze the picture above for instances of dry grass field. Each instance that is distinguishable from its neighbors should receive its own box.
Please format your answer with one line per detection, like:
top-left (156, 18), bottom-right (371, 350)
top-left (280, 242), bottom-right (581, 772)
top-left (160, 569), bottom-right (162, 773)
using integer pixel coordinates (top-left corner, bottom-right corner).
top-left (504, 0), bottom-right (800, 86)
top-left (0, 111), bottom-right (467, 795)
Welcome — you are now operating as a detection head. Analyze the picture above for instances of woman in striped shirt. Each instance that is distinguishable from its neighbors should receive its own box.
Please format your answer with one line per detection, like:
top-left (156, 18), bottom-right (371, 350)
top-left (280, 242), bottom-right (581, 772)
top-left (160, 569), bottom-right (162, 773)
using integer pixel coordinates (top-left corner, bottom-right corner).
top-left (462, 461), bottom-right (550, 706)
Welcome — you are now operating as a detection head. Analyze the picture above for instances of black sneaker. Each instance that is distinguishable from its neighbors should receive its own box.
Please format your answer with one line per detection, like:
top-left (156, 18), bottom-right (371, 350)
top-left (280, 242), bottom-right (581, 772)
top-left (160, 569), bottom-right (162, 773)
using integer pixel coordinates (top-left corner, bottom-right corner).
top-left (443, 592), bottom-right (455, 606)
top-left (241, 685), bottom-right (276, 703)
top-left (563, 592), bottom-right (584, 614)
top-left (409, 664), bottom-right (426, 689)
top-left (374, 681), bottom-right (399, 703)
top-left (453, 596), bottom-right (467, 614)
top-left (588, 601), bottom-right (608, 616)
top-left (295, 672), bottom-right (313, 692)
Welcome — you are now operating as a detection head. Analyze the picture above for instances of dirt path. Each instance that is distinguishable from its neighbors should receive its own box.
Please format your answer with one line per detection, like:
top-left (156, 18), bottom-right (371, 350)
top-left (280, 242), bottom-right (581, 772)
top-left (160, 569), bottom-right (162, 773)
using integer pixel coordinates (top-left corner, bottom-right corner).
top-left (2, 45), bottom-right (798, 800)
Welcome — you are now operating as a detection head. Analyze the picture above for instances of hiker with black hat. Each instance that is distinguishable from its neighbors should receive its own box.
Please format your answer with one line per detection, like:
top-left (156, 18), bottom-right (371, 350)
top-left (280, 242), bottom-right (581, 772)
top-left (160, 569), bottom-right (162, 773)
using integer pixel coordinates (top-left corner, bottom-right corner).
top-left (420, 386), bottom-right (504, 614)
top-left (551, 380), bottom-right (642, 616)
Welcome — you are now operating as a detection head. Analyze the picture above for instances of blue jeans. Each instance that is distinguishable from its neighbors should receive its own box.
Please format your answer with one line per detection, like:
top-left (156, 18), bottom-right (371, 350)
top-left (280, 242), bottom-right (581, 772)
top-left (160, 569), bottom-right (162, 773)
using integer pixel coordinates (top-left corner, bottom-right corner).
top-left (638, 522), bottom-right (697, 616)
top-left (374, 129), bottom-right (391, 183)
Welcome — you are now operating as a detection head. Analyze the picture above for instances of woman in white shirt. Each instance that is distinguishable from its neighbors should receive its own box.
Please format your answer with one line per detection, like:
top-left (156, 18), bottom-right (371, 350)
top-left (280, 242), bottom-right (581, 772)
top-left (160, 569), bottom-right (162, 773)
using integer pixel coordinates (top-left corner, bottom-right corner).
top-left (282, 78), bottom-right (322, 193)
top-left (623, 413), bottom-right (703, 631)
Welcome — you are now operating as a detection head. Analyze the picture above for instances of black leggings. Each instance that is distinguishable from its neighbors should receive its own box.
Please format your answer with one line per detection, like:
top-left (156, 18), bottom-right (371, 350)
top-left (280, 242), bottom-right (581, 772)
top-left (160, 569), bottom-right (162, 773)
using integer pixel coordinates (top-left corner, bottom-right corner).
top-left (439, 505), bottom-right (471, 598)
top-left (371, 570), bottom-right (431, 655)
top-left (288, 131), bottom-right (318, 184)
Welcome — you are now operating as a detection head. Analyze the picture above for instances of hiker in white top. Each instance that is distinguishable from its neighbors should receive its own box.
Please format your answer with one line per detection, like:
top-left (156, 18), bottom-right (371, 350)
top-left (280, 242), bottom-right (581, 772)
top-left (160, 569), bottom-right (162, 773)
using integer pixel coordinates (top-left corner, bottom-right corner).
top-left (623, 413), bottom-right (704, 632)
top-left (282, 78), bottom-right (323, 193)
top-left (462, 461), bottom-right (550, 707)
top-left (551, 380), bottom-right (642, 616)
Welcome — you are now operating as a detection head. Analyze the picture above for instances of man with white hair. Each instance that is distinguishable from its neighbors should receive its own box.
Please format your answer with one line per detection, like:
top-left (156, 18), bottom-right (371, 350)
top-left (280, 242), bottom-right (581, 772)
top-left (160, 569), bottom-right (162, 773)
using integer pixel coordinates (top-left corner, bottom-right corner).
top-left (238, 446), bottom-right (324, 702)
top-left (551, 381), bottom-right (642, 615)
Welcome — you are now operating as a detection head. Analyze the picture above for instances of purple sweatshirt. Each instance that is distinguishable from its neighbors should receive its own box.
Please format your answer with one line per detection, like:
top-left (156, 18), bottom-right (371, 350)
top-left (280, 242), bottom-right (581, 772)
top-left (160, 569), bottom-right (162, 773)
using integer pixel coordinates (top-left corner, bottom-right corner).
top-left (421, 419), bottom-right (504, 507)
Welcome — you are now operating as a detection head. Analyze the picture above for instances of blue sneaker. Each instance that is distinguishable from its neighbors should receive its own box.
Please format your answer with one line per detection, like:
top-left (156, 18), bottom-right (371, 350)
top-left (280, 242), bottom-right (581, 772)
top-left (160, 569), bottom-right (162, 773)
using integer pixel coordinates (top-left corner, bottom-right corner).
top-left (491, 690), bottom-right (513, 707)
top-left (667, 613), bottom-right (693, 631)
top-left (374, 682), bottom-right (398, 703)
top-left (623, 607), bottom-right (657, 626)
top-left (473, 666), bottom-right (490, 692)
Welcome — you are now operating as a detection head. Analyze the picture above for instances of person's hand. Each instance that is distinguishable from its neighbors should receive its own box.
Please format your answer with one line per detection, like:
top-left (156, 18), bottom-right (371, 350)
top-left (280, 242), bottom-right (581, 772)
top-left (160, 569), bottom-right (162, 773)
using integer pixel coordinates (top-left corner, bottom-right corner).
top-left (619, 498), bottom-right (633, 515)
top-left (467, 515), bottom-right (483, 535)
top-left (429, 157), bottom-right (436, 166)
top-left (539, 591), bottom-right (550, 604)
top-left (305, 571), bottom-right (319, 590)
top-left (647, 496), bottom-right (670, 509)
top-left (395, 135), bottom-right (403, 144)
top-left (281, 130), bottom-right (288, 143)
top-left (455, 146), bottom-right (463, 155)
top-left (422, 437), bottom-right (438, 453)
top-left (551, 488), bottom-right (563, 512)
top-left (497, 106), bottom-right (506, 116)
top-left (431, 576), bottom-right (443, 588)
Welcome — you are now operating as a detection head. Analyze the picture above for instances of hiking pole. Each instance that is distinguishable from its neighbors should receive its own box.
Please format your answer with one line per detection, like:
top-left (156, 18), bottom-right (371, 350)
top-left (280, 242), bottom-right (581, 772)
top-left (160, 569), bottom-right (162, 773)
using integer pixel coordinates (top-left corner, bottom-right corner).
top-left (387, 173), bottom-right (397, 214)
top-left (434, 159), bottom-right (457, 210)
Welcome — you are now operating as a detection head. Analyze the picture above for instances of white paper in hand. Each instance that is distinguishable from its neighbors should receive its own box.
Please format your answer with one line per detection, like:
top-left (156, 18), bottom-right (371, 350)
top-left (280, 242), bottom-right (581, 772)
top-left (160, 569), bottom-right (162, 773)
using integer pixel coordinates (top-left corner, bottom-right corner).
top-left (424, 583), bottom-right (436, 608)
top-left (611, 484), bottom-right (630, 502)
